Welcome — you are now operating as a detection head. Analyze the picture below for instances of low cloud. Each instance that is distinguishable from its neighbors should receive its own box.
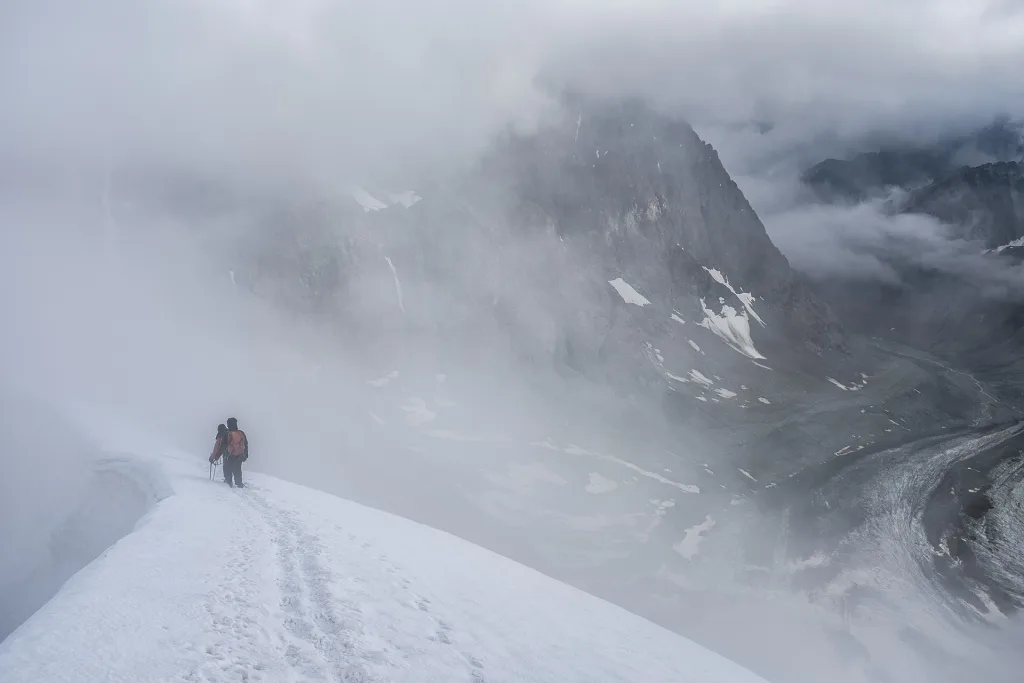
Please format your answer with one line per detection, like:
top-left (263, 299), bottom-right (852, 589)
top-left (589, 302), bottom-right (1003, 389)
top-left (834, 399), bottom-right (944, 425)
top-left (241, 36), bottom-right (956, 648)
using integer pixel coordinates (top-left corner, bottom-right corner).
top-left (549, 0), bottom-right (1024, 152)
top-left (0, 0), bottom-right (559, 189)
top-left (2, 1), bottom-right (1023, 193)
top-left (740, 175), bottom-right (1024, 299)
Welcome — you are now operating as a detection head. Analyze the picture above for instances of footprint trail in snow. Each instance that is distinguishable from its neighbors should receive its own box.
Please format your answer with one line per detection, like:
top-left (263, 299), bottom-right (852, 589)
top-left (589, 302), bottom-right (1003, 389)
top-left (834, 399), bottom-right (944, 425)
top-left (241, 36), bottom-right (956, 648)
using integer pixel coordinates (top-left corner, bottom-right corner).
top-left (187, 484), bottom-right (486, 683)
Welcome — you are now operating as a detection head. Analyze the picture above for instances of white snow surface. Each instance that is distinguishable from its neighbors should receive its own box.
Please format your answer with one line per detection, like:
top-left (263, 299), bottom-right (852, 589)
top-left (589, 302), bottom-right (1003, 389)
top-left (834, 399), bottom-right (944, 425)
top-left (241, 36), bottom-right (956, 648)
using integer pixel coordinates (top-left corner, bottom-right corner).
top-left (702, 267), bottom-right (765, 327)
top-left (688, 369), bottom-right (714, 388)
top-left (349, 186), bottom-right (389, 212)
top-left (674, 515), bottom-right (716, 560)
top-left (607, 278), bottom-right (651, 307)
top-left (0, 449), bottom-right (767, 683)
top-left (384, 256), bottom-right (406, 314)
top-left (698, 299), bottom-right (766, 360)
top-left (385, 190), bottom-right (423, 208)
top-left (826, 377), bottom-right (851, 391)
top-left (984, 236), bottom-right (1024, 254)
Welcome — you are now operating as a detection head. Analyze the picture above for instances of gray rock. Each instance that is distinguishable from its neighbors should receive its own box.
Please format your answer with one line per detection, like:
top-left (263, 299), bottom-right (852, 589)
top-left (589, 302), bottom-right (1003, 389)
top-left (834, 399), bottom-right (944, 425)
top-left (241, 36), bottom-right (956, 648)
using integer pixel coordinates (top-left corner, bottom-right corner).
top-left (902, 161), bottom-right (1024, 248)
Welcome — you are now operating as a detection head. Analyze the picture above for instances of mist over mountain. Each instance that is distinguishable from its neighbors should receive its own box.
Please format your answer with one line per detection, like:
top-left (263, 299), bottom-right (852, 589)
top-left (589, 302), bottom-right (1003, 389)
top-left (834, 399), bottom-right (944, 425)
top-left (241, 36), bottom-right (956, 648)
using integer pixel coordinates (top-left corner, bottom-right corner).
top-left (802, 118), bottom-right (1024, 203)
top-left (903, 160), bottom-right (1024, 248)
top-left (782, 119), bottom-right (1024, 388)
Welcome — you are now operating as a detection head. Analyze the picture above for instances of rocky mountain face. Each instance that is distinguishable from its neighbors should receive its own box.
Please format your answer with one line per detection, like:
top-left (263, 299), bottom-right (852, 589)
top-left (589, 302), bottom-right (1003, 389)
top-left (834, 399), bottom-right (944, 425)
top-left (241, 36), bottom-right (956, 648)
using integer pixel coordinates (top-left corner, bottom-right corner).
top-left (803, 148), bottom-right (952, 203)
top-left (486, 97), bottom-right (846, 359)
top-left (802, 117), bottom-right (1024, 203)
top-left (168, 96), bottom-right (852, 411)
top-left (798, 121), bottom-right (1024, 392)
top-left (902, 161), bottom-right (1024, 248)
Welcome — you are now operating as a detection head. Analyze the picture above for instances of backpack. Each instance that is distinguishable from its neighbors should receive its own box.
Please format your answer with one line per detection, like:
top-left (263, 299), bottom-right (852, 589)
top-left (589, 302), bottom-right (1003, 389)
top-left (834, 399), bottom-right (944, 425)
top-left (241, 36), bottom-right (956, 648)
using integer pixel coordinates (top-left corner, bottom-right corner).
top-left (225, 429), bottom-right (247, 458)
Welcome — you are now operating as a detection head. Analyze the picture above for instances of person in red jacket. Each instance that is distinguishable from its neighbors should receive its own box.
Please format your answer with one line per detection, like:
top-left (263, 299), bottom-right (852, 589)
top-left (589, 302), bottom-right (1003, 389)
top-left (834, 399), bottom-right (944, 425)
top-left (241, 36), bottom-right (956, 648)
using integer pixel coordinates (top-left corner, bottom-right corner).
top-left (222, 417), bottom-right (248, 488)
top-left (209, 423), bottom-right (228, 464)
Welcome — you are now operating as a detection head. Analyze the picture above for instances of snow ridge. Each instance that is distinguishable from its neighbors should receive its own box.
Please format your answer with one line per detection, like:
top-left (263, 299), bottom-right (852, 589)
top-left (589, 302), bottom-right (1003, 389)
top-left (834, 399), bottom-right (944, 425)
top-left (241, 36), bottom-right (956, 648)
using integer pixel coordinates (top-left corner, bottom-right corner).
top-left (0, 449), bottom-right (767, 683)
top-left (243, 491), bottom-right (373, 681)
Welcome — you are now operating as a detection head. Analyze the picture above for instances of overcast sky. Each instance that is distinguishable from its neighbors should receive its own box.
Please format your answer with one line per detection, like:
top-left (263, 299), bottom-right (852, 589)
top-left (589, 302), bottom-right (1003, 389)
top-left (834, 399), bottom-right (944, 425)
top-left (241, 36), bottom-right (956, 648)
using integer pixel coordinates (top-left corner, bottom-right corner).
top-left (552, 0), bottom-right (1024, 136)
top-left (2, 0), bottom-right (1023, 189)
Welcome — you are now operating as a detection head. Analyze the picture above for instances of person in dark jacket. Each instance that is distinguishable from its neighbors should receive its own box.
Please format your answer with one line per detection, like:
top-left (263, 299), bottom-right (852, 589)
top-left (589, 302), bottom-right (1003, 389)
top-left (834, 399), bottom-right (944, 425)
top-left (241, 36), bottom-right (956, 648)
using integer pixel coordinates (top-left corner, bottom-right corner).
top-left (222, 417), bottom-right (248, 488)
top-left (209, 423), bottom-right (228, 464)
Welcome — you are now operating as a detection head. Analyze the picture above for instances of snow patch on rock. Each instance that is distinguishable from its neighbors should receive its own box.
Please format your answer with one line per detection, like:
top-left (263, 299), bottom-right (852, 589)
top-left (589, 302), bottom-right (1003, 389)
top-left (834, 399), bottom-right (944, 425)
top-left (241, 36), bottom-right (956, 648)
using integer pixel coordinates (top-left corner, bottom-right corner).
top-left (384, 256), bottom-right (405, 313)
top-left (608, 278), bottom-right (651, 307)
top-left (827, 377), bottom-right (852, 391)
top-left (688, 370), bottom-right (714, 388)
top-left (698, 299), bottom-right (766, 360)
top-left (674, 515), bottom-right (716, 559)
top-left (349, 186), bottom-right (389, 212)
top-left (702, 267), bottom-right (765, 326)
top-left (984, 236), bottom-right (1024, 254)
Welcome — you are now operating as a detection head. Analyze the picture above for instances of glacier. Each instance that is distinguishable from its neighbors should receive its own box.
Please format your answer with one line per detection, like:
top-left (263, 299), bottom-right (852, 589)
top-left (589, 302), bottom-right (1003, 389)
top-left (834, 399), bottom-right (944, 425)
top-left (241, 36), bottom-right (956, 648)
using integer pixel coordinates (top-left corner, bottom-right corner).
top-left (0, 442), bottom-right (768, 683)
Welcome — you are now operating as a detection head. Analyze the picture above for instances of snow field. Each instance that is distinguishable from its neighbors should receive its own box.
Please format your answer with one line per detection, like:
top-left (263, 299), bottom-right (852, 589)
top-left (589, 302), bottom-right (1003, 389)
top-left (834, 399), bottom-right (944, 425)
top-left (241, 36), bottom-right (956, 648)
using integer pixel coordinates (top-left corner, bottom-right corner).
top-left (0, 449), bottom-right (769, 683)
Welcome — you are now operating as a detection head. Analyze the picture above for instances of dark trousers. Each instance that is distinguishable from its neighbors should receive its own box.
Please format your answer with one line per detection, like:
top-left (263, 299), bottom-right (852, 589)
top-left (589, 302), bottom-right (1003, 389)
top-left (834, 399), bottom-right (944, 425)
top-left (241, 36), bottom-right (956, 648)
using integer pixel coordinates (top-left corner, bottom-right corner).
top-left (223, 456), bottom-right (244, 487)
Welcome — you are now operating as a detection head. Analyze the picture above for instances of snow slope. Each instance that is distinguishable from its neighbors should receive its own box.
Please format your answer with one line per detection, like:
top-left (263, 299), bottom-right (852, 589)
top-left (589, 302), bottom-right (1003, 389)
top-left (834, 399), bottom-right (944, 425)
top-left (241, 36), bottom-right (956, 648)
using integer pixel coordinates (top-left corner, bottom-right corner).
top-left (0, 447), bottom-right (768, 683)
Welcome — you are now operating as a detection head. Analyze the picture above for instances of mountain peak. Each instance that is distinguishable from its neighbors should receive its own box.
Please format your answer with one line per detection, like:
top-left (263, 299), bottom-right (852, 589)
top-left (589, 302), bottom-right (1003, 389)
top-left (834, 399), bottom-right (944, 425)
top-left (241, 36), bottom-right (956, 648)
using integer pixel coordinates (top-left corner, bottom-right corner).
top-left (486, 96), bottom-right (846, 357)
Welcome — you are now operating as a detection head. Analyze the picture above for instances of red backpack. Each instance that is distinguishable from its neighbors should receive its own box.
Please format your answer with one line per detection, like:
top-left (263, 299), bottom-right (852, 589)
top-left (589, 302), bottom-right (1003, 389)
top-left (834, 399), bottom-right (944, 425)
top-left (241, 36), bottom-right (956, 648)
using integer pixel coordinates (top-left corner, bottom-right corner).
top-left (225, 429), bottom-right (247, 457)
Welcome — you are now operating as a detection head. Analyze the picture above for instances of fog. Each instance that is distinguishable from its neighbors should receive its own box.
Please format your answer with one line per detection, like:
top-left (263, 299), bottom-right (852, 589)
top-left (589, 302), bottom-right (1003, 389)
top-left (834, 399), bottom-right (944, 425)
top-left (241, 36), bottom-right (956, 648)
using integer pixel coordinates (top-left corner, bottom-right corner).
top-left (3, 2), bottom-right (1024, 683)
top-left (727, 172), bottom-right (1024, 298)
top-left (0, 182), bottom-right (595, 646)
top-left (5, 0), bottom-right (1024, 187)
top-left (1, 0), bottom-right (562, 192)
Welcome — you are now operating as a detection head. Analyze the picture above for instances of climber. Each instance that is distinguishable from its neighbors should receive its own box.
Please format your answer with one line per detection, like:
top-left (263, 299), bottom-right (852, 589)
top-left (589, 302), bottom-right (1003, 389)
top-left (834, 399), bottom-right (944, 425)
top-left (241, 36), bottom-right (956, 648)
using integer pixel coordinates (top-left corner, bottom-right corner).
top-left (222, 417), bottom-right (249, 488)
top-left (209, 423), bottom-right (228, 464)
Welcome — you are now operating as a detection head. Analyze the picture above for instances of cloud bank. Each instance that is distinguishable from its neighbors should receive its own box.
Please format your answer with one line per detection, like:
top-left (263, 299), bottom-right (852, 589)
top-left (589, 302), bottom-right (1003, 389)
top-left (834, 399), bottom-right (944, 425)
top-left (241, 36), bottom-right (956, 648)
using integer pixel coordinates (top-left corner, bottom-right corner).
top-left (2, 0), bottom-right (1023, 193)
